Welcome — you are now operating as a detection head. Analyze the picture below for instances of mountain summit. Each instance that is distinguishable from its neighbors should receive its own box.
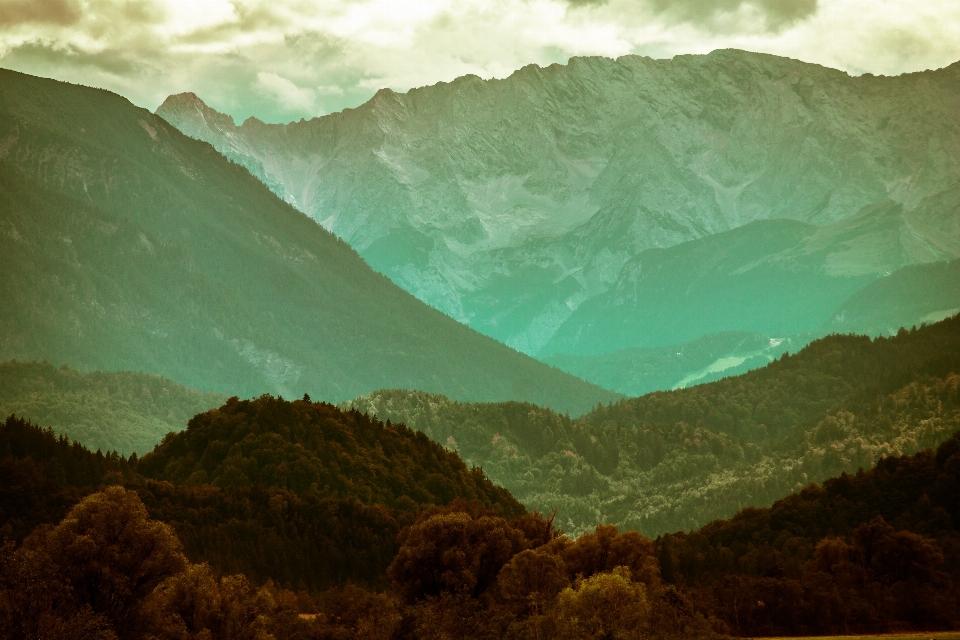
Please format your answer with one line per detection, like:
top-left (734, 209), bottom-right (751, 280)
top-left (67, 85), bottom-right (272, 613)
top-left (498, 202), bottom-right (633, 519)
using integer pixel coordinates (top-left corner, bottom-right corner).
top-left (158, 50), bottom-right (960, 355)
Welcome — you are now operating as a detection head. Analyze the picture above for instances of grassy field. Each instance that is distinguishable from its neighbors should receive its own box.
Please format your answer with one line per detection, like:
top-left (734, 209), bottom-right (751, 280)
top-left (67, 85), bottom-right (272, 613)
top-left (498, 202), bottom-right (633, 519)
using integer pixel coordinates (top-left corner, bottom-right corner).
top-left (756, 634), bottom-right (960, 640)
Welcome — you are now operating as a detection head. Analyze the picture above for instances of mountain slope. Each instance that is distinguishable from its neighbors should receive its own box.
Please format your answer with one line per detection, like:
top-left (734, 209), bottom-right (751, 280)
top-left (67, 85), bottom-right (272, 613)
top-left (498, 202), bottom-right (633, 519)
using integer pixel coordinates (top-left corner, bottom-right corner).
top-left (0, 360), bottom-right (227, 456)
top-left (158, 50), bottom-right (960, 355)
top-left (543, 331), bottom-right (805, 397)
top-left (0, 68), bottom-right (619, 415)
top-left (544, 192), bottom-right (960, 354)
top-left (823, 257), bottom-right (960, 337)
top-left (345, 315), bottom-right (960, 535)
top-left (661, 432), bottom-right (960, 635)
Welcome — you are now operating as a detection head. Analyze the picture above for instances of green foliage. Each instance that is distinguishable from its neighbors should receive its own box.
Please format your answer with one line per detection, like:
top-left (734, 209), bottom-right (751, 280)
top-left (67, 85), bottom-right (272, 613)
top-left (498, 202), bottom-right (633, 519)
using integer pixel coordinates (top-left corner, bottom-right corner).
top-left (345, 315), bottom-right (960, 535)
top-left (0, 360), bottom-right (227, 456)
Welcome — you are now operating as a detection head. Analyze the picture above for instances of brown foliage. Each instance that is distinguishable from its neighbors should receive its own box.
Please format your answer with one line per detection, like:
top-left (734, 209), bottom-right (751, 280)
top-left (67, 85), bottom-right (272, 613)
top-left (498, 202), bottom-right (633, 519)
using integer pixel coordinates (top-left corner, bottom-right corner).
top-left (560, 524), bottom-right (660, 587)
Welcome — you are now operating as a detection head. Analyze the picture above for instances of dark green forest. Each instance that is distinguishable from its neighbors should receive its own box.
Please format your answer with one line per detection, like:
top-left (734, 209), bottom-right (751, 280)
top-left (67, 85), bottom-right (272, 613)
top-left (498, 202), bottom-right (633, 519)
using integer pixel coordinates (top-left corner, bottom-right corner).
top-left (138, 394), bottom-right (523, 515)
top-left (346, 314), bottom-right (960, 534)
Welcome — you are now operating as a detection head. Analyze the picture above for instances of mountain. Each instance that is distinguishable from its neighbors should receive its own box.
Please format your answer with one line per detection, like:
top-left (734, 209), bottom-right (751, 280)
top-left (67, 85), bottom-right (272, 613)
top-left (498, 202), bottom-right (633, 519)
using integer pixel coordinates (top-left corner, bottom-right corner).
top-left (157, 50), bottom-right (960, 355)
top-left (544, 189), bottom-right (960, 355)
top-left (823, 257), bottom-right (960, 337)
top-left (0, 360), bottom-right (227, 456)
top-left (542, 331), bottom-right (805, 397)
top-left (344, 315), bottom-right (960, 535)
top-left (0, 68), bottom-right (619, 415)
top-left (543, 217), bottom-right (959, 392)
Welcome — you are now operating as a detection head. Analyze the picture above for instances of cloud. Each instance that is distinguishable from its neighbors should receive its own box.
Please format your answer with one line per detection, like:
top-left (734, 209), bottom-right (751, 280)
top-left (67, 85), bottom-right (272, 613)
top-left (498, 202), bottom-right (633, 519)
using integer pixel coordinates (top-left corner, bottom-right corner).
top-left (0, 0), bottom-right (81, 27)
top-left (4, 39), bottom-right (145, 74)
top-left (254, 71), bottom-right (316, 112)
top-left (0, 0), bottom-right (958, 125)
top-left (644, 0), bottom-right (818, 29)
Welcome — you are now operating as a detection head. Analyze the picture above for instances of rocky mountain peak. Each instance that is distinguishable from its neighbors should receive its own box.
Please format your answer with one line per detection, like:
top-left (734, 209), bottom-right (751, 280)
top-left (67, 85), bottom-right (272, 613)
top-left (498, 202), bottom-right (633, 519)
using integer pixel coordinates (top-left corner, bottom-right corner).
top-left (156, 49), bottom-right (960, 356)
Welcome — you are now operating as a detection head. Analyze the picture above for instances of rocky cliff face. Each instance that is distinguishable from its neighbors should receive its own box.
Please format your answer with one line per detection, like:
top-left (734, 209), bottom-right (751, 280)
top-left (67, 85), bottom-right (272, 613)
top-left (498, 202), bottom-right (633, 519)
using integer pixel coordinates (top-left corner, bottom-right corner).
top-left (157, 49), bottom-right (960, 355)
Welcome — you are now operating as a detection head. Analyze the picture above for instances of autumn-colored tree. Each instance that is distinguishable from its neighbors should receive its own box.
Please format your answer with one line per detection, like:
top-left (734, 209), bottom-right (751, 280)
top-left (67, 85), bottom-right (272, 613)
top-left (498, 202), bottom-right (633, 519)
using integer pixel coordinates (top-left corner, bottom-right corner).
top-left (0, 487), bottom-right (187, 639)
top-left (499, 548), bottom-right (569, 612)
top-left (142, 562), bottom-right (280, 640)
top-left (555, 566), bottom-right (650, 640)
top-left (37, 486), bottom-right (188, 635)
top-left (560, 525), bottom-right (659, 586)
top-left (306, 584), bottom-right (401, 640)
top-left (388, 511), bottom-right (526, 602)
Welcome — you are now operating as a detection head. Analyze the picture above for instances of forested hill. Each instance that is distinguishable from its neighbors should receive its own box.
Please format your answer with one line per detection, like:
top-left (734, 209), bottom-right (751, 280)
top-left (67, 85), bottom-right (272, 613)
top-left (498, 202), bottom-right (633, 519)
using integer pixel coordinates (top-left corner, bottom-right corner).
top-left (0, 68), bottom-right (618, 415)
top-left (661, 431), bottom-right (960, 635)
top-left (346, 314), bottom-right (960, 534)
top-left (583, 310), bottom-right (960, 442)
top-left (138, 394), bottom-right (523, 515)
top-left (0, 394), bottom-right (522, 591)
top-left (0, 360), bottom-right (227, 456)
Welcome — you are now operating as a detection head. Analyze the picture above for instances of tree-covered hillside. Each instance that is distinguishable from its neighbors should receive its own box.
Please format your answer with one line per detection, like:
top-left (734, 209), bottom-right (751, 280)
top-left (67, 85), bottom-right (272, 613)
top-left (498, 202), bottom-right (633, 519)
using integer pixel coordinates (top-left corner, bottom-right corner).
top-left (2, 412), bottom-right (958, 637)
top-left (0, 68), bottom-right (618, 415)
top-left (0, 394), bottom-right (522, 591)
top-left (138, 394), bottom-right (523, 516)
top-left (345, 315), bottom-right (960, 535)
top-left (0, 360), bottom-right (227, 456)
top-left (662, 431), bottom-right (960, 635)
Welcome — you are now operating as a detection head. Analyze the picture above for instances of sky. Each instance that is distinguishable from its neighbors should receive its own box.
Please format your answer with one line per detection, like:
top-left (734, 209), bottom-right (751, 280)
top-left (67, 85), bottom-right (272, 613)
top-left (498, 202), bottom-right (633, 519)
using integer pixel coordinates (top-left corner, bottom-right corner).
top-left (1, 0), bottom-right (959, 124)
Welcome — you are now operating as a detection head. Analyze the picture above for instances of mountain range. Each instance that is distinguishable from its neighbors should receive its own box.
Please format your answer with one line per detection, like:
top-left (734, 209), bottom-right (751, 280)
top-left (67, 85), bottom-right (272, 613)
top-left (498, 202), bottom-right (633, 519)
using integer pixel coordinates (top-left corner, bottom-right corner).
top-left (0, 68), bottom-right (618, 415)
top-left (157, 49), bottom-right (960, 357)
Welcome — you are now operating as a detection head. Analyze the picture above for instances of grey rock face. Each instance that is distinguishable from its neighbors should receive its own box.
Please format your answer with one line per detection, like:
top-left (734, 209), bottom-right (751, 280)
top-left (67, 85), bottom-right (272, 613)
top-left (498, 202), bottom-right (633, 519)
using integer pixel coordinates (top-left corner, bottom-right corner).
top-left (157, 50), bottom-right (960, 355)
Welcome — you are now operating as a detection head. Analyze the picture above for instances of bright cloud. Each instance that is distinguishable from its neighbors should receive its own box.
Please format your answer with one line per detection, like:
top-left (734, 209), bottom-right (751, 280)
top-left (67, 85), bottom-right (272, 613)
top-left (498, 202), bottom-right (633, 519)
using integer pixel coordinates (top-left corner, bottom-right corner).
top-left (255, 71), bottom-right (315, 112)
top-left (1, 0), bottom-right (958, 124)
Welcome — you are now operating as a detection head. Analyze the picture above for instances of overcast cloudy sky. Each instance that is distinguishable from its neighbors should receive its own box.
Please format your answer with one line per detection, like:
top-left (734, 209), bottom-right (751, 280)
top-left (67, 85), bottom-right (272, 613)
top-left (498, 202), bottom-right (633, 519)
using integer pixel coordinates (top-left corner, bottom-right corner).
top-left (1, 0), bottom-right (958, 124)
